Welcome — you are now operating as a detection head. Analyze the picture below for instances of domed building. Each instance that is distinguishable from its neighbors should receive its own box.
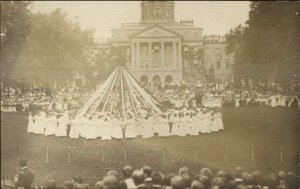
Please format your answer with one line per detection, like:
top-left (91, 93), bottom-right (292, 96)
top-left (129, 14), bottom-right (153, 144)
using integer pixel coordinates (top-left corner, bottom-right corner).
top-left (96, 1), bottom-right (234, 84)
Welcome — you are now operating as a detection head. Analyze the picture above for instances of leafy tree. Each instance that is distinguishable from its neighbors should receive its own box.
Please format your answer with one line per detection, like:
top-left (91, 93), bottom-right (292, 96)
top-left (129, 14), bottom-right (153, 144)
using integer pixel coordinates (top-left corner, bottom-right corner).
top-left (226, 1), bottom-right (300, 87)
top-left (13, 8), bottom-right (95, 88)
top-left (0, 1), bottom-right (32, 83)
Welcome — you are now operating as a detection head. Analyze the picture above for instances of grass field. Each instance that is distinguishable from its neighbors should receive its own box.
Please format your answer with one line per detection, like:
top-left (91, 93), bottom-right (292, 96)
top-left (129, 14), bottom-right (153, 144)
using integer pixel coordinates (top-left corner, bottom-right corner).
top-left (1, 107), bottom-right (299, 186)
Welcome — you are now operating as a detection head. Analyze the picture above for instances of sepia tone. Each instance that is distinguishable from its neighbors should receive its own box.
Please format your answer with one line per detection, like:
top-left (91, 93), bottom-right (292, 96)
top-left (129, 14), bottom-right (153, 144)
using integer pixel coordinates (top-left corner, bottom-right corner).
top-left (1, 1), bottom-right (299, 189)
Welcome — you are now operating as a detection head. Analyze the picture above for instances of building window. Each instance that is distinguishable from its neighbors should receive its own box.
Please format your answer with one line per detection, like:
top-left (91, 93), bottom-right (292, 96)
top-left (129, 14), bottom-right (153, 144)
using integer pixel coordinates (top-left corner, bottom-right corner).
top-left (154, 7), bottom-right (160, 16)
top-left (226, 61), bottom-right (230, 68)
top-left (216, 61), bottom-right (221, 68)
top-left (210, 63), bottom-right (214, 69)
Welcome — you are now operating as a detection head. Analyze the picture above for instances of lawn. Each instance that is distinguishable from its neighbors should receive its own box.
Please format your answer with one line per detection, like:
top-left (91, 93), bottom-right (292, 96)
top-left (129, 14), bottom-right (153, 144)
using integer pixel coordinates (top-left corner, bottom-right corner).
top-left (1, 107), bottom-right (299, 186)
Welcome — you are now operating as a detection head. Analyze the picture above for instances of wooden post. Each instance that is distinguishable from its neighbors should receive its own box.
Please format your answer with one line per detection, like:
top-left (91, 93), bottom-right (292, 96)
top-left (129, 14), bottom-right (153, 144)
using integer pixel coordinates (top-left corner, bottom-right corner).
top-left (225, 147), bottom-right (229, 164)
top-left (280, 147), bottom-right (283, 163)
top-left (102, 143), bottom-right (105, 162)
top-left (46, 145), bottom-right (49, 164)
top-left (194, 146), bottom-right (197, 163)
top-left (124, 148), bottom-right (127, 162)
top-left (251, 143), bottom-right (254, 163)
top-left (68, 145), bottom-right (71, 165)
top-left (163, 147), bottom-right (166, 167)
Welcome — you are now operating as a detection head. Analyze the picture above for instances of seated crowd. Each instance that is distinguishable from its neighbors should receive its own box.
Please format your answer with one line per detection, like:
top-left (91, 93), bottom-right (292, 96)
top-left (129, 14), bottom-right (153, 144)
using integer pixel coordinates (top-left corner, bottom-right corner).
top-left (1, 82), bottom-right (299, 113)
top-left (11, 158), bottom-right (299, 189)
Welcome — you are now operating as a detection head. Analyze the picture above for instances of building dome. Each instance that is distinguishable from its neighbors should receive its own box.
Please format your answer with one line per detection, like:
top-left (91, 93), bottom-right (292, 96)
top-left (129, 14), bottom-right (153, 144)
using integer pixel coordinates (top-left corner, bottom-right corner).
top-left (141, 1), bottom-right (176, 24)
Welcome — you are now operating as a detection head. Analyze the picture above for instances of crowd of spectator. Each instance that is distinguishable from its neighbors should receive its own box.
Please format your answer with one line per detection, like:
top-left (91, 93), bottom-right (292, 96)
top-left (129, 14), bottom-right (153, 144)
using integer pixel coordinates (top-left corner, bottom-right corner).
top-left (8, 159), bottom-right (299, 189)
top-left (1, 81), bottom-right (299, 113)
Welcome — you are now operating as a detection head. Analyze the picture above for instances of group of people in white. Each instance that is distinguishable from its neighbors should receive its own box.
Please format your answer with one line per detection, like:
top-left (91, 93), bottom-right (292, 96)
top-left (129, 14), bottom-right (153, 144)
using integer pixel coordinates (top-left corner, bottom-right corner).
top-left (27, 107), bottom-right (224, 140)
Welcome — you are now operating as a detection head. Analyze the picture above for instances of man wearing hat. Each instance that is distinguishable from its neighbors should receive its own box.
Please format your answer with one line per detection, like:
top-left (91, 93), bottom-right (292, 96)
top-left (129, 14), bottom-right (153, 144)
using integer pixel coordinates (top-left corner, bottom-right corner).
top-left (14, 159), bottom-right (34, 189)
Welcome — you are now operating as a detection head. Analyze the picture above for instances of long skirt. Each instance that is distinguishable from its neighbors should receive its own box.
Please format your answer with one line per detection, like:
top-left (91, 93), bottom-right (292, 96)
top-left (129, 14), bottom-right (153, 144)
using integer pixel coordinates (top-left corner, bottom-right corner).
top-left (142, 124), bottom-right (154, 139)
top-left (125, 123), bottom-right (137, 139)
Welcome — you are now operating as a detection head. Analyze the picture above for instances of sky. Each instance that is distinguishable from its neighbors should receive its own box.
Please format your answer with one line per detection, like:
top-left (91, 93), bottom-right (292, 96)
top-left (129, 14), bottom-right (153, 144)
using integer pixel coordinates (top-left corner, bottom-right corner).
top-left (31, 1), bottom-right (250, 39)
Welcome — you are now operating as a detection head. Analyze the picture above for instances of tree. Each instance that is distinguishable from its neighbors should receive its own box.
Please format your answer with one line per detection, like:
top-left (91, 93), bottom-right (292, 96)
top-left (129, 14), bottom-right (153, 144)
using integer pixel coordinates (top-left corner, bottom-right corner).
top-left (0, 1), bottom-right (32, 83)
top-left (13, 8), bottom-right (95, 88)
top-left (226, 1), bottom-right (300, 88)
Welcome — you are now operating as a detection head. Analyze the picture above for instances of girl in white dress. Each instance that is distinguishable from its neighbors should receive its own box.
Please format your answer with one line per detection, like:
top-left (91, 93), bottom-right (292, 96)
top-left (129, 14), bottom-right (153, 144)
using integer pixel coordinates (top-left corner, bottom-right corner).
top-left (27, 113), bottom-right (34, 133)
top-left (111, 117), bottom-right (123, 139)
top-left (101, 118), bottom-right (112, 140)
top-left (35, 112), bottom-right (46, 135)
top-left (69, 117), bottom-right (80, 139)
top-left (55, 115), bottom-right (67, 137)
top-left (86, 118), bottom-right (98, 139)
top-left (124, 116), bottom-right (137, 139)
top-left (211, 112), bottom-right (219, 132)
top-left (157, 115), bottom-right (170, 137)
top-left (202, 110), bottom-right (212, 134)
top-left (190, 112), bottom-right (200, 135)
top-left (44, 114), bottom-right (56, 136)
top-left (177, 114), bottom-right (186, 137)
top-left (170, 114), bottom-right (179, 136)
top-left (216, 112), bottom-right (224, 130)
top-left (142, 117), bottom-right (154, 139)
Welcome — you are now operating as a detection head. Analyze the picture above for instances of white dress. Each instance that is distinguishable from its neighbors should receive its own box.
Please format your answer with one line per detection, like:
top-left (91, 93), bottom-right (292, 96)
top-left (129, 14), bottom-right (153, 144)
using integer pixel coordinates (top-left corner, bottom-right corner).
top-left (211, 114), bottom-right (219, 132)
top-left (202, 113), bottom-right (212, 133)
top-left (270, 96), bottom-right (277, 107)
top-left (111, 120), bottom-right (123, 139)
top-left (142, 119), bottom-right (154, 139)
top-left (86, 119), bottom-right (98, 139)
top-left (27, 114), bottom-right (34, 133)
top-left (125, 119), bottom-right (137, 139)
top-left (69, 118), bottom-right (80, 139)
top-left (157, 118), bottom-right (170, 137)
top-left (55, 117), bottom-right (67, 137)
top-left (216, 113), bottom-right (224, 130)
top-left (35, 115), bottom-right (46, 135)
top-left (44, 116), bottom-right (57, 136)
top-left (101, 121), bottom-right (112, 140)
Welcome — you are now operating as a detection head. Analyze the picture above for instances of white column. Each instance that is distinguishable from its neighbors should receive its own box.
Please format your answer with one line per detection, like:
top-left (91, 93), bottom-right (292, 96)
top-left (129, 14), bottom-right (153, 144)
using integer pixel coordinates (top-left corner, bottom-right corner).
top-left (131, 43), bottom-right (135, 69)
top-left (173, 41), bottom-right (177, 68)
top-left (136, 42), bottom-right (140, 69)
top-left (161, 42), bottom-right (164, 68)
top-left (178, 42), bottom-right (182, 68)
top-left (148, 42), bottom-right (152, 67)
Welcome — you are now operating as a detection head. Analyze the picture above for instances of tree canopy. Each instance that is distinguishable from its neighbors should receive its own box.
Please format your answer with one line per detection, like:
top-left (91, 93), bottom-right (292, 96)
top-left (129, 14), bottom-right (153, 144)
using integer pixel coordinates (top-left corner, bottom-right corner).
top-left (1, 2), bottom-right (95, 87)
top-left (226, 1), bottom-right (300, 84)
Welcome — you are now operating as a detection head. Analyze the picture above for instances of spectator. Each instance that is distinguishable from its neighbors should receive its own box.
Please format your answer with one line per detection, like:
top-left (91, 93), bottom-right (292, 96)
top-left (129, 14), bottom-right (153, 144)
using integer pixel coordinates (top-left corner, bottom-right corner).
top-left (14, 159), bottom-right (35, 189)
top-left (46, 179), bottom-right (57, 189)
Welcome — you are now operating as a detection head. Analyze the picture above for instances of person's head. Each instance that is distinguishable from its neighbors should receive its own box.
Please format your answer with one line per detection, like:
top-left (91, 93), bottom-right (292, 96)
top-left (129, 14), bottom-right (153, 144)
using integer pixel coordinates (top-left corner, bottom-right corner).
top-left (251, 171), bottom-right (262, 186)
top-left (47, 179), bottom-right (57, 189)
top-left (151, 171), bottom-right (163, 186)
top-left (63, 181), bottom-right (74, 189)
top-left (122, 165), bottom-right (133, 179)
top-left (199, 175), bottom-right (210, 189)
top-left (94, 181), bottom-right (104, 189)
top-left (164, 173), bottom-right (176, 187)
top-left (287, 172), bottom-right (299, 189)
top-left (212, 177), bottom-right (226, 189)
top-left (226, 180), bottom-right (237, 189)
top-left (200, 168), bottom-right (212, 180)
top-left (191, 180), bottom-right (205, 189)
top-left (277, 171), bottom-right (287, 181)
top-left (179, 166), bottom-right (190, 176)
top-left (171, 176), bottom-right (186, 189)
top-left (18, 159), bottom-right (28, 168)
top-left (241, 172), bottom-right (253, 185)
top-left (107, 170), bottom-right (121, 180)
top-left (132, 170), bottom-right (145, 186)
top-left (181, 173), bottom-right (192, 188)
top-left (234, 167), bottom-right (244, 179)
top-left (142, 166), bottom-right (153, 178)
top-left (103, 175), bottom-right (119, 189)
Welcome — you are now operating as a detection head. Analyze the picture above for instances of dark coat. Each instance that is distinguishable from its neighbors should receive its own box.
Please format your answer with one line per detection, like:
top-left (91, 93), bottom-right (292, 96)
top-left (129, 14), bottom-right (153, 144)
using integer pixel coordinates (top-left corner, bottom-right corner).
top-left (15, 167), bottom-right (34, 189)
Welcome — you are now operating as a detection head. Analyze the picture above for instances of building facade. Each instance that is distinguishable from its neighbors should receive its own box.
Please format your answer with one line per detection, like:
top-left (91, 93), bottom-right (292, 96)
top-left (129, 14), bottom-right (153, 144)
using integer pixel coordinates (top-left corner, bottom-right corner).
top-left (97, 1), bottom-right (234, 84)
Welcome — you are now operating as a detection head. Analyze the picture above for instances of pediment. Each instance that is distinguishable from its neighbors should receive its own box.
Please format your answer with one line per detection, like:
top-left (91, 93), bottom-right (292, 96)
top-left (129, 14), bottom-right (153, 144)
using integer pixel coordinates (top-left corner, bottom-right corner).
top-left (131, 25), bottom-right (181, 38)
